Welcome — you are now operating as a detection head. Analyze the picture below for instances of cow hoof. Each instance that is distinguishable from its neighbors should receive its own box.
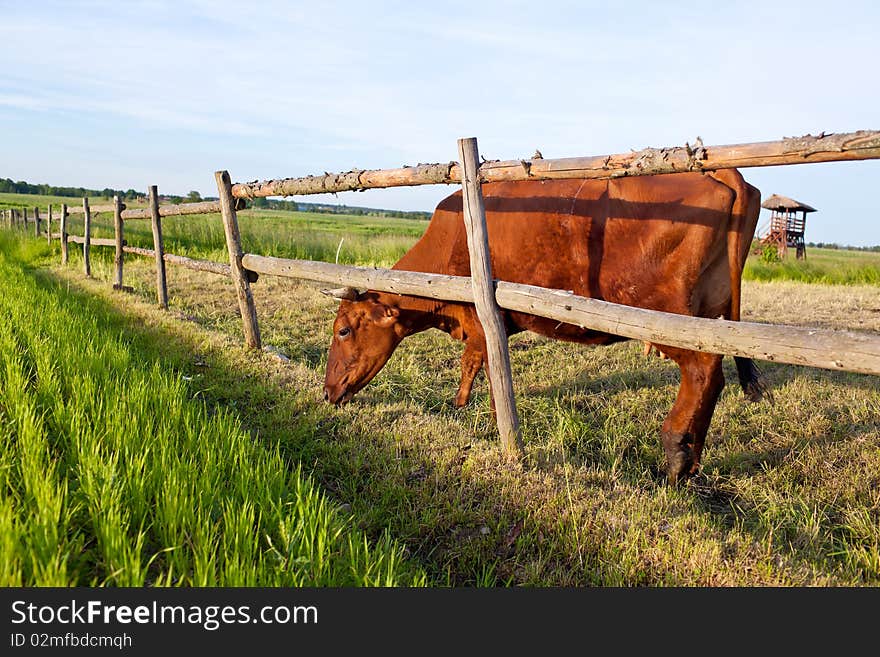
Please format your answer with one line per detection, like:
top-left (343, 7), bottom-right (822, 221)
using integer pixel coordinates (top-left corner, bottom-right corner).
top-left (743, 379), bottom-right (774, 405)
top-left (664, 447), bottom-right (695, 486)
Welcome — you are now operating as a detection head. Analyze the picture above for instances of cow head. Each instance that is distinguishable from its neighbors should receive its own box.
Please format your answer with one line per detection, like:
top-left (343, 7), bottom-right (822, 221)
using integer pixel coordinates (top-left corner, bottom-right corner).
top-left (322, 287), bottom-right (404, 405)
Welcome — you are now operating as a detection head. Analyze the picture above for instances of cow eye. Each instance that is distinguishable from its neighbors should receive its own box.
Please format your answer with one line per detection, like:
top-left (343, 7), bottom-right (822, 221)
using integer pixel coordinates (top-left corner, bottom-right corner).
top-left (338, 327), bottom-right (351, 338)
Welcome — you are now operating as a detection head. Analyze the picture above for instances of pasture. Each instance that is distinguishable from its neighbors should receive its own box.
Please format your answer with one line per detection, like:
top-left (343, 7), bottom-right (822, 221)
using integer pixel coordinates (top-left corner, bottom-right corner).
top-left (744, 245), bottom-right (880, 285)
top-left (2, 197), bottom-right (878, 586)
top-left (0, 234), bottom-right (425, 586)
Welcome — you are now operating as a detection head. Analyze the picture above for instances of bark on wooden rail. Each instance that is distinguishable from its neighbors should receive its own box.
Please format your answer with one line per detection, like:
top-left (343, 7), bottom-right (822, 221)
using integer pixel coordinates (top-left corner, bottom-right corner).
top-left (66, 203), bottom-right (124, 214)
top-left (240, 254), bottom-right (880, 376)
top-left (122, 246), bottom-right (231, 276)
top-left (230, 129), bottom-right (880, 198)
top-left (67, 236), bottom-right (121, 247)
top-left (119, 199), bottom-right (245, 220)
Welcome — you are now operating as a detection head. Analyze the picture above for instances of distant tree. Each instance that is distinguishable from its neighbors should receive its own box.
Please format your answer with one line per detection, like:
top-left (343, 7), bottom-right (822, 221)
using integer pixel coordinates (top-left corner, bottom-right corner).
top-left (187, 190), bottom-right (202, 203)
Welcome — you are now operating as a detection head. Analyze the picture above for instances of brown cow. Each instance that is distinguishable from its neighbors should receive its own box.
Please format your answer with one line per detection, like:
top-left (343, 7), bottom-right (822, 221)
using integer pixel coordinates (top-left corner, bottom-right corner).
top-left (323, 170), bottom-right (768, 483)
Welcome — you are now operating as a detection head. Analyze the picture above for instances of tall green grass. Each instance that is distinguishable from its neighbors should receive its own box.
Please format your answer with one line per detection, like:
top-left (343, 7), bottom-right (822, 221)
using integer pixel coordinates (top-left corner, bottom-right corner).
top-left (744, 247), bottom-right (880, 285)
top-left (0, 234), bottom-right (425, 586)
top-left (65, 207), bottom-right (422, 269)
top-left (0, 191), bottom-right (424, 268)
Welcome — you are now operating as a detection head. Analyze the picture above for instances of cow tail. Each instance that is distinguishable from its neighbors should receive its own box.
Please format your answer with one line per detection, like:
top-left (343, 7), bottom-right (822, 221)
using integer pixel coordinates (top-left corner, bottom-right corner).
top-left (717, 172), bottom-right (773, 404)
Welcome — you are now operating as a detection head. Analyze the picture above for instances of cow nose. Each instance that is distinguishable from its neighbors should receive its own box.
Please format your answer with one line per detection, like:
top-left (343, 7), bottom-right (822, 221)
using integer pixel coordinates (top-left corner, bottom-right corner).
top-left (323, 387), bottom-right (330, 402)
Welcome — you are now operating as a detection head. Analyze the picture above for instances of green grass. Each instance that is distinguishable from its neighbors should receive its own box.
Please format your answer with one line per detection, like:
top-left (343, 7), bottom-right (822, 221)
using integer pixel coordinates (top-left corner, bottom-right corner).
top-left (0, 191), bottom-right (423, 268)
top-left (744, 246), bottom-right (880, 285)
top-left (0, 233), bottom-right (425, 586)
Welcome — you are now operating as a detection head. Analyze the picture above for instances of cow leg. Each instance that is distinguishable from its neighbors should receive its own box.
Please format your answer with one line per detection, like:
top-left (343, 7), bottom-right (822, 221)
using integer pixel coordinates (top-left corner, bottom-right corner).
top-left (657, 347), bottom-right (725, 484)
top-left (454, 339), bottom-right (485, 408)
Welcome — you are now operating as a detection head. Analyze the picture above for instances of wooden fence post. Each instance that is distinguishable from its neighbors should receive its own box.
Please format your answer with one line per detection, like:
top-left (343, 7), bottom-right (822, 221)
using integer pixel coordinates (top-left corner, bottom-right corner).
top-left (46, 205), bottom-right (52, 244)
top-left (148, 186), bottom-right (169, 308)
top-left (23, 207), bottom-right (28, 230)
top-left (113, 195), bottom-right (124, 289)
top-left (82, 197), bottom-right (91, 277)
top-left (34, 207), bottom-right (40, 238)
top-left (60, 204), bottom-right (69, 264)
top-left (457, 137), bottom-right (523, 455)
top-left (215, 170), bottom-right (261, 349)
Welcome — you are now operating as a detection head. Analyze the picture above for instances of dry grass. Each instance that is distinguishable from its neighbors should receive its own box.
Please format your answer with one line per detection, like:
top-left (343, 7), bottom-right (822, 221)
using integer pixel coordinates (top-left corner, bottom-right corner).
top-left (45, 245), bottom-right (880, 586)
top-left (741, 280), bottom-right (880, 331)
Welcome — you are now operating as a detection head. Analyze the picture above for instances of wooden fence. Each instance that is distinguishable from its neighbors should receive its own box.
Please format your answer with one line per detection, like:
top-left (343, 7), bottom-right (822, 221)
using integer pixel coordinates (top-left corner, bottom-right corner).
top-left (5, 129), bottom-right (880, 455)
top-left (35, 193), bottom-right (246, 306)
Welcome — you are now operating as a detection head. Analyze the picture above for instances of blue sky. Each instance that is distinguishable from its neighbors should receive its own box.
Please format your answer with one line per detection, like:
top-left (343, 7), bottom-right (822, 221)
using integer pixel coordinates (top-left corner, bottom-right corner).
top-left (2, 0), bottom-right (878, 245)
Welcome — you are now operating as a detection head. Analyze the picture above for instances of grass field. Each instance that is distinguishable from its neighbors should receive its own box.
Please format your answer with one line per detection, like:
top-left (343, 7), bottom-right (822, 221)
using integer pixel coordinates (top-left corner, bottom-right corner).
top-left (0, 234), bottom-right (425, 586)
top-left (2, 193), bottom-right (880, 586)
top-left (1, 191), bottom-right (423, 268)
top-left (744, 245), bottom-right (880, 285)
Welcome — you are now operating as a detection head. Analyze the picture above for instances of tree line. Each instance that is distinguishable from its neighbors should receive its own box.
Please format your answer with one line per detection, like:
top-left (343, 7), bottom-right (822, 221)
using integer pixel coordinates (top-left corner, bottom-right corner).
top-left (808, 242), bottom-right (880, 252)
top-left (0, 178), bottom-right (206, 204)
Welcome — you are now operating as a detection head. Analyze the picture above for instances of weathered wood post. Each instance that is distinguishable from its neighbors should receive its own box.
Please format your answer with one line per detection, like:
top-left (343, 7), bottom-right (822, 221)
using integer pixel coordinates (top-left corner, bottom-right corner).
top-left (457, 137), bottom-right (523, 455)
top-left (148, 186), bottom-right (168, 308)
top-left (33, 207), bottom-right (39, 238)
top-left (82, 197), bottom-right (91, 277)
top-left (46, 205), bottom-right (52, 244)
top-left (113, 195), bottom-right (124, 289)
top-left (215, 170), bottom-right (261, 349)
top-left (60, 204), bottom-right (69, 264)
top-left (22, 207), bottom-right (28, 230)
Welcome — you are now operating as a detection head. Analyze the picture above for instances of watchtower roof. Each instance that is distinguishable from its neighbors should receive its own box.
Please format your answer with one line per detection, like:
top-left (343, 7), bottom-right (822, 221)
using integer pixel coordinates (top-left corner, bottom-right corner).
top-left (761, 194), bottom-right (817, 213)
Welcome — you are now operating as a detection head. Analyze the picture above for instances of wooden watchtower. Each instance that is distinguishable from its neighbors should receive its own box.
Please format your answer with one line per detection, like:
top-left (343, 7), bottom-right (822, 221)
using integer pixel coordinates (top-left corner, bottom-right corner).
top-left (758, 194), bottom-right (817, 259)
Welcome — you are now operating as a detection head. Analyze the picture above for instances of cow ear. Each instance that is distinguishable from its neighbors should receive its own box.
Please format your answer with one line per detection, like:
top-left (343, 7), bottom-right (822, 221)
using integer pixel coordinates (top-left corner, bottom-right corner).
top-left (369, 302), bottom-right (400, 327)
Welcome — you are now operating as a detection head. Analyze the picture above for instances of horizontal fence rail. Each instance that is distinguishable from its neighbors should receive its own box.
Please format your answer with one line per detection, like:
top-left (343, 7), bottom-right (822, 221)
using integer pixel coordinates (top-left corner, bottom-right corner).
top-left (241, 254), bottom-right (880, 377)
top-left (124, 246), bottom-right (231, 276)
top-left (66, 203), bottom-right (122, 214)
top-left (67, 235), bottom-right (119, 247)
top-left (230, 130), bottom-right (880, 198)
top-left (120, 198), bottom-right (246, 220)
top-left (62, 199), bottom-right (245, 219)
